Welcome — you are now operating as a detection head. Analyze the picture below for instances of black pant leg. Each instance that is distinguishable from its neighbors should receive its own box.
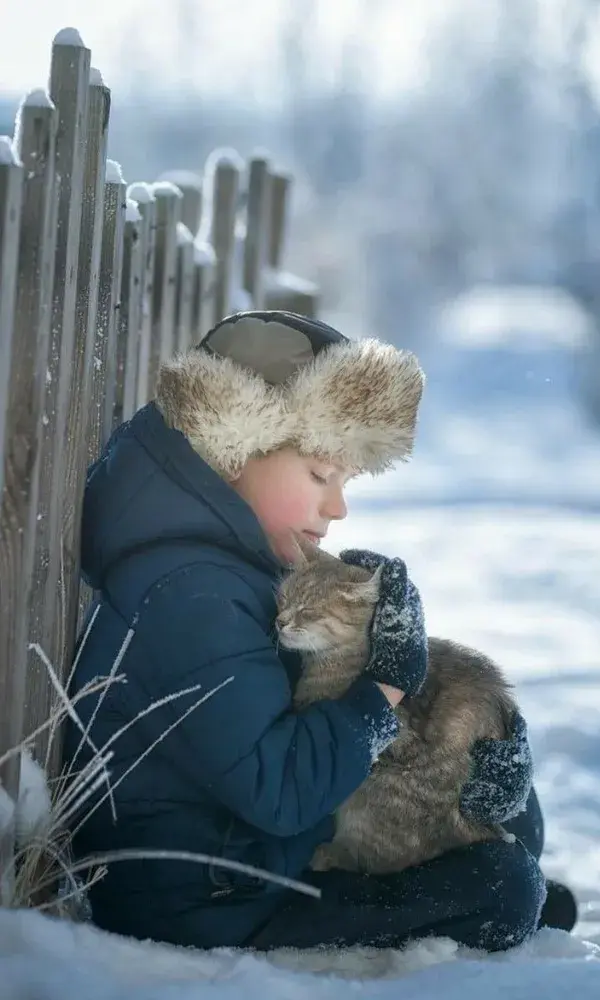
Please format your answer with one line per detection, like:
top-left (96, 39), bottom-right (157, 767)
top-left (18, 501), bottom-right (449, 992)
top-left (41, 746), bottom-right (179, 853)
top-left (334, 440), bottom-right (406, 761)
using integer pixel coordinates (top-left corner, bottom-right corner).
top-left (249, 837), bottom-right (545, 954)
top-left (503, 786), bottom-right (544, 860)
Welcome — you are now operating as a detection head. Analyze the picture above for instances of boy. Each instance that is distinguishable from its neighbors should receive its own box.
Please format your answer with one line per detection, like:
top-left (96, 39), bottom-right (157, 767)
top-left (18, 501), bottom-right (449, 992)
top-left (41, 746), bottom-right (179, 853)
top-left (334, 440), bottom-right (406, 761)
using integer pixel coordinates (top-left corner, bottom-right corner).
top-left (63, 311), bottom-right (576, 952)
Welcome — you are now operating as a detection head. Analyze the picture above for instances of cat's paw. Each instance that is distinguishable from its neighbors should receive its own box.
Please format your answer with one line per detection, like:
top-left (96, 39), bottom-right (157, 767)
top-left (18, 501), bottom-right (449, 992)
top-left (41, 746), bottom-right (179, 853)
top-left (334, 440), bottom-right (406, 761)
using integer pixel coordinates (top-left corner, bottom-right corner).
top-left (310, 844), bottom-right (338, 872)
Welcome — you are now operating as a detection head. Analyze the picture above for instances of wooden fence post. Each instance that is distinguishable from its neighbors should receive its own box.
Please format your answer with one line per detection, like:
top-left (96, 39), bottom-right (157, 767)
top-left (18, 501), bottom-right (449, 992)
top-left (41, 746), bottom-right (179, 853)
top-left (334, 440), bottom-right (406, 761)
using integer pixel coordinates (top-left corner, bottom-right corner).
top-left (148, 182), bottom-right (182, 392)
top-left (268, 170), bottom-right (291, 271)
top-left (243, 153), bottom-right (271, 309)
top-left (264, 169), bottom-right (319, 318)
top-left (0, 139), bottom-right (22, 504)
top-left (0, 137), bottom-right (24, 854)
top-left (117, 197), bottom-right (144, 422)
top-left (190, 241), bottom-right (217, 343)
top-left (127, 183), bottom-right (156, 409)
top-left (200, 149), bottom-right (243, 325)
top-left (87, 158), bottom-right (126, 458)
top-left (1, 92), bottom-right (58, 797)
top-left (158, 170), bottom-right (203, 235)
top-left (50, 66), bottom-right (111, 740)
top-left (25, 28), bottom-right (91, 762)
top-left (175, 222), bottom-right (195, 352)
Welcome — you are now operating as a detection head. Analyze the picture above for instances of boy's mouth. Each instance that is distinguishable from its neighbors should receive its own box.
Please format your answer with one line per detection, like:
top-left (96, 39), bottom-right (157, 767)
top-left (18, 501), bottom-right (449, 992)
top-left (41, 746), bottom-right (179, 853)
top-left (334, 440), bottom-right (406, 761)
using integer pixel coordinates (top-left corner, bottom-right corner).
top-left (302, 531), bottom-right (323, 545)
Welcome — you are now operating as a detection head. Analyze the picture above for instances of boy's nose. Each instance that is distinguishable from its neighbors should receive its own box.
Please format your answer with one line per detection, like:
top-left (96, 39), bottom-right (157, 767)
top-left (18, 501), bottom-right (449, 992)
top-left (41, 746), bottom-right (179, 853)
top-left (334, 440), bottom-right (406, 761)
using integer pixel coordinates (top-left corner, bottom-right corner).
top-left (323, 486), bottom-right (347, 521)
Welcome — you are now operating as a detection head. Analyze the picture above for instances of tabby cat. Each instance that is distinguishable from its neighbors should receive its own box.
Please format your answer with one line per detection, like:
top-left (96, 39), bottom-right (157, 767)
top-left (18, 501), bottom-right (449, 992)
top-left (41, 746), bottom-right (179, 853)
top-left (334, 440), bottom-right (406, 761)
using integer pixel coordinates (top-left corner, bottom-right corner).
top-left (276, 545), bottom-right (518, 874)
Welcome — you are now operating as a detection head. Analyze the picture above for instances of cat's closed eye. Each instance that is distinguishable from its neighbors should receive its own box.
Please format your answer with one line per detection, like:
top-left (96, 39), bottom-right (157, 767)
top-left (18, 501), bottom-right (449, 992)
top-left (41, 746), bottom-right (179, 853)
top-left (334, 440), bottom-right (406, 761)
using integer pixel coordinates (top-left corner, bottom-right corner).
top-left (279, 604), bottom-right (306, 620)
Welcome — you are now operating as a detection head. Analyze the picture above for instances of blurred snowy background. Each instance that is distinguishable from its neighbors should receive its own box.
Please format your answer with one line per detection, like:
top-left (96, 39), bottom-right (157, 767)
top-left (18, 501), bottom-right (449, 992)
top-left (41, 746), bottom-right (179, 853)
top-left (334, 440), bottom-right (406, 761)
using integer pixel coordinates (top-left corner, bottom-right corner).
top-left (1, 0), bottom-right (600, 995)
top-left (3, 0), bottom-right (600, 390)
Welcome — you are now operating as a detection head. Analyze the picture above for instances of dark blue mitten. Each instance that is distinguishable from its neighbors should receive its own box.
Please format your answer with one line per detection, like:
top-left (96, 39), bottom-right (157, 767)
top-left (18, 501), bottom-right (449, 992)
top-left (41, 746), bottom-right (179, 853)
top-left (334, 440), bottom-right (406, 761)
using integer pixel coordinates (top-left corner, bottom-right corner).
top-left (460, 711), bottom-right (533, 824)
top-left (340, 549), bottom-right (427, 697)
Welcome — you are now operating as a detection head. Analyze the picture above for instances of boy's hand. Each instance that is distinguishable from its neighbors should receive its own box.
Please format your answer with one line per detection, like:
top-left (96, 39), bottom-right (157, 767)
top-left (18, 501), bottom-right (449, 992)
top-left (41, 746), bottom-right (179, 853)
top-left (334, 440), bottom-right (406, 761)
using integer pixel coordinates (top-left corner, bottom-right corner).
top-left (340, 549), bottom-right (428, 698)
top-left (460, 711), bottom-right (534, 824)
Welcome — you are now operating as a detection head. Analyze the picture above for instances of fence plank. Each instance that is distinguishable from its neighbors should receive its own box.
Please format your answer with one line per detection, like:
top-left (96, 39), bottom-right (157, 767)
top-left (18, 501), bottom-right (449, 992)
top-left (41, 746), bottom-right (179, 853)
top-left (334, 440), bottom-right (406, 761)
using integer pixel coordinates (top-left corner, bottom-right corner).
top-left (0, 139), bottom-right (22, 503)
top-left (0, 137), bottom-right (24, 823)
top-left (175, 222), bottom-right (195, 352)
top-left (54, 71), bottom-right (112, 725)
top-left (158, 170), bottom-right (203, 235)
top-left (88, 159), bottom-right (126, 456)
top-left (243, 154), bottom-right (271, 309)
top-left (127, 183), bottom-right (156, 409)
top-left (26, 30), bottom-right (91, 764)
top-left (1, 94), bottom-right (58, 788)
top-left (263, 170), bottom-right (318, 318)
top-left (148, 182), bottom-right (182, 390)
top-left (191, 241), bottom-right (216, 343)
top-left (202, 150), bottom-right (243, 324)
top-left (118, 198), bottom-right (144, 422)
top-left (268, 170), bottom-right (291, 270)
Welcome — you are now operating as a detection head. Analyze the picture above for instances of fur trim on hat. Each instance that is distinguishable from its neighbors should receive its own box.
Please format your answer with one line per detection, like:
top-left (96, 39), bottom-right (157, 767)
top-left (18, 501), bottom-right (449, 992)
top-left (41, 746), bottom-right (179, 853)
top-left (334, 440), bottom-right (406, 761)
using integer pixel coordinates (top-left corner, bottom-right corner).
top-left (155, 339), bottom-right (425, 479)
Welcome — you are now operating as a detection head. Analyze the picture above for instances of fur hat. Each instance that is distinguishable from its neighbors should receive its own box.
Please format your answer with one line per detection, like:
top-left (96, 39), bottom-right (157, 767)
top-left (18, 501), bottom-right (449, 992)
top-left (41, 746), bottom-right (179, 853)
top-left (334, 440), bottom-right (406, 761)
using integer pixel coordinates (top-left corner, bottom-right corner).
top-left (155, 311), bottom-right (425, 480)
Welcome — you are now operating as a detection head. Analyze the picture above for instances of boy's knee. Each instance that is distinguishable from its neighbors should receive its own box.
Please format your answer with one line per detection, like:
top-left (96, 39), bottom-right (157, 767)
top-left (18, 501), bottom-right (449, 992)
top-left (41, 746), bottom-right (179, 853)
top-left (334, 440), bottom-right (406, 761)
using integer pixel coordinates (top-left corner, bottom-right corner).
top-left (477, 839), bottom-right (546, 952)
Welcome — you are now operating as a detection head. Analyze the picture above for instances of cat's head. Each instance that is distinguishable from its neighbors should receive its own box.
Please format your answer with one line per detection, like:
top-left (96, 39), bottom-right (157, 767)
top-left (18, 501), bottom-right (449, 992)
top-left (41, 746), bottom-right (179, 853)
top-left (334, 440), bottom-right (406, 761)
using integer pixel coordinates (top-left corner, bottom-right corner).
top-left (276, 541), bottom-right (382, 653)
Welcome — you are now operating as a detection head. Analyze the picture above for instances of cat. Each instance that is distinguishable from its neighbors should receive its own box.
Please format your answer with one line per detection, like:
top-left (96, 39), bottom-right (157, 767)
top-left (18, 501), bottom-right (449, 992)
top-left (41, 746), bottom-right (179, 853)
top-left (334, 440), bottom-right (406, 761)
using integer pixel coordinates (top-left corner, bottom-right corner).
top-left (276, 544), bottom-right (519, 875)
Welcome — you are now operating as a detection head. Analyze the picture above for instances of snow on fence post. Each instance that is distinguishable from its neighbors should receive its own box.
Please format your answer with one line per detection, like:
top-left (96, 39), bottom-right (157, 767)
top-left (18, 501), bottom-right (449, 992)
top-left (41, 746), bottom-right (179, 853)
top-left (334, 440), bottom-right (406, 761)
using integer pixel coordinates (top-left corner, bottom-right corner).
top-left (127, 183), bottom-right (156, 410)
top-left (0, 93), bottom-right (58, 821)
top-left (0, 137), bottom-right (24, 832)
top-left (116, 197), bottom-right (145, 424)
top-left (243, 153), bottom-right (271, 309)
top-left (204, 149), bottom-right (243, 325)
top-left (148, 182), bottom-right (182, 396)
top-left (24, 29), bottom-right (91, 765)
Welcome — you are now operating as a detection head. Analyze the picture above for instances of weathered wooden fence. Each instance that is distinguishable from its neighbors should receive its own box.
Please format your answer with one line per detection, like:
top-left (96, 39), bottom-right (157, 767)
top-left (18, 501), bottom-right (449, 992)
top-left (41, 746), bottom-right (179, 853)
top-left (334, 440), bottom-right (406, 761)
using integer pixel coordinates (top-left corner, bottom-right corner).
top-left (0, 27), bottom-right (319, 811)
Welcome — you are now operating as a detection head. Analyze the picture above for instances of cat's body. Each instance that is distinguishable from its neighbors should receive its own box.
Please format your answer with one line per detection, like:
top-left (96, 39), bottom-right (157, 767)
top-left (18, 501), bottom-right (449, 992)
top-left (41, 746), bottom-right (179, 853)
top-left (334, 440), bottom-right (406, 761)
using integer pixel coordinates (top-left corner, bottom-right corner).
top-left (277, 548), bottom-right (518, 875)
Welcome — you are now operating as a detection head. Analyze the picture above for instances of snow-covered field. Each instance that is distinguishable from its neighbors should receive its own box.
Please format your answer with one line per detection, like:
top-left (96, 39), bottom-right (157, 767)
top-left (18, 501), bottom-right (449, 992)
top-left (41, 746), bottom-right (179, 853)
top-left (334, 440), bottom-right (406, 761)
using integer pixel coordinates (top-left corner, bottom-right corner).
top-left (0, 291), bottom-right (599, 997)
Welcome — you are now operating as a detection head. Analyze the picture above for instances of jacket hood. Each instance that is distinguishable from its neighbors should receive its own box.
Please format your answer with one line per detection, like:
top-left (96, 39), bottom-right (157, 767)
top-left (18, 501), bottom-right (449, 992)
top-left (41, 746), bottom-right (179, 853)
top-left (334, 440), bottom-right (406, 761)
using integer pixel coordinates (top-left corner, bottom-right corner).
top-left (155, 311), bottom-right (425, 480)
top-left (81, 403), bottom-right (280, 591)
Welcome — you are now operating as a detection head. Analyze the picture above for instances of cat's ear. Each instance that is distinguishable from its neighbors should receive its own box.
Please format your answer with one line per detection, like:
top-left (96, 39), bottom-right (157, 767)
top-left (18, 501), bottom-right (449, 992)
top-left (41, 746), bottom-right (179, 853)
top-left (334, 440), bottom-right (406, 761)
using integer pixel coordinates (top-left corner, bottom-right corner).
top-left (343, 566), bottom-right (383, 603)
top-left (290, 533), bottom-right (322, 566)
top-left (289, 534), bottom-right (309, 566)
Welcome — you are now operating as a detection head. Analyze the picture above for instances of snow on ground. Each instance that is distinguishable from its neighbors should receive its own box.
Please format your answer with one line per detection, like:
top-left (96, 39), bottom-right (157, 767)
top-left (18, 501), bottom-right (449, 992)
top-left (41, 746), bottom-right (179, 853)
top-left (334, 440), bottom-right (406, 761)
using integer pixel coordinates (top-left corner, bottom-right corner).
top-left (0, 288), bottom-right (599, 996)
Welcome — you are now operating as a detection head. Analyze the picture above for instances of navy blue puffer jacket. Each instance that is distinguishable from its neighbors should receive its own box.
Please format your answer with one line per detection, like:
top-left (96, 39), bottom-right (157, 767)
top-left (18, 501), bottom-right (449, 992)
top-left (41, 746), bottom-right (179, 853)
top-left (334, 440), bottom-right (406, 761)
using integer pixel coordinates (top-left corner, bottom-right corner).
top-left (63, 402), bottom-right (399, 948)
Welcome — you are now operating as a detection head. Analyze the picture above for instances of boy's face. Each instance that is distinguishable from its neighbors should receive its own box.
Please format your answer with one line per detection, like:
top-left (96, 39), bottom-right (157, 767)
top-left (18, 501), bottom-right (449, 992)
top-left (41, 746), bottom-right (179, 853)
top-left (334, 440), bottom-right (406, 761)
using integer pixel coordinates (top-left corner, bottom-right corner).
top-left (232, 447), bottom-right (352, 563)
